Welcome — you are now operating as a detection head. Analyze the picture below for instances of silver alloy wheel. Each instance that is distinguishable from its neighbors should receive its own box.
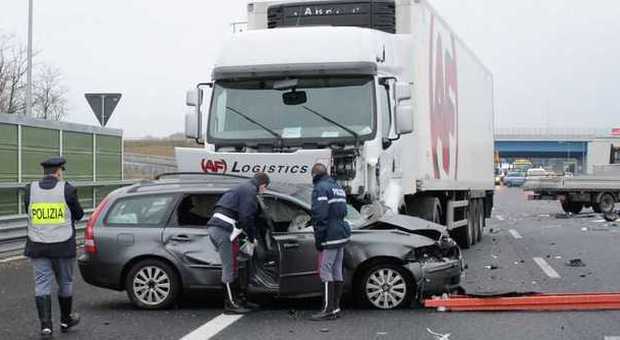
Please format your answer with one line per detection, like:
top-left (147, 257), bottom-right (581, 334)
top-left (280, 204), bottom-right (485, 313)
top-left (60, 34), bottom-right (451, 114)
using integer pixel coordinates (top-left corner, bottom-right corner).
top-left (132, 266), bottom-right (171, 306)
top-left (365, 268), bottom-right (407, 309)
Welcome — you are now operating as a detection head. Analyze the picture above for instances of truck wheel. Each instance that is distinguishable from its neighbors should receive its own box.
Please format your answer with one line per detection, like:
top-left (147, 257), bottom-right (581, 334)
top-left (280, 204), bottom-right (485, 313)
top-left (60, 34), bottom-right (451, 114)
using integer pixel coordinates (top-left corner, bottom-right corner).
top-left (598, 193), bottom-right (616, 214)
top-left (470, 200), bottom-right (479, 246)
top-left (454, 203), bottom-right (474, 249)
top-left (561, 200), bottom-right (583, 215)
top-left (476, 199), bottom-right (484, 242)
top-left (357, 263), bottom-right (413, 310)
top-left (407, 197), bottom-right (442, 224)
top-left (125, 259), bottom-right (180, 310)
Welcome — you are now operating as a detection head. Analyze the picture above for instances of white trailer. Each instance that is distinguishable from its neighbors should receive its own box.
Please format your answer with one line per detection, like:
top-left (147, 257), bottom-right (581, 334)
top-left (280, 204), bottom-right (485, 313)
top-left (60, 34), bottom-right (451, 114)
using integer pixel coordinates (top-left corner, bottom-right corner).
top-left (525, 142), bottom-right (620, 214)
top-left (178, 0), bottom-right (495, 248)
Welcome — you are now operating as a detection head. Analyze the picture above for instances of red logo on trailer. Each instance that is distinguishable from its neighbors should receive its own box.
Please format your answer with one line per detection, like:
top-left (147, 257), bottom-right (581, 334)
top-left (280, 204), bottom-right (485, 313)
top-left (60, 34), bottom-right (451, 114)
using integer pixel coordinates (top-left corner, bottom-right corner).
top-left (611, 128), bottom-right (620, 136)
top-left (201, 159), bottom-right (228, 174)
top-left (429, 15), bottom-right (459, 180)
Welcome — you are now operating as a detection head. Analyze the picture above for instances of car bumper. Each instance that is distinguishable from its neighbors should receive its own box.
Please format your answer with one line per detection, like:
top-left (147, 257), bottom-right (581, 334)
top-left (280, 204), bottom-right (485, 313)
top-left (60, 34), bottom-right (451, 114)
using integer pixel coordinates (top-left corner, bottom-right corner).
top-left (78, 253), bottom-right (123, 291)
top-left (405, 255), bottom-right (463, 296)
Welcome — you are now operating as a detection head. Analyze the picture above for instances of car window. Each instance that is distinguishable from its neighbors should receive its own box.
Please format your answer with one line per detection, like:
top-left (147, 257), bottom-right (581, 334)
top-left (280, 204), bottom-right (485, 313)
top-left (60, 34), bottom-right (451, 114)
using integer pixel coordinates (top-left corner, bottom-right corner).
top-left (176, 194), bottom-right (220, 227)
top-left (105, 195), bottom-right (175, 226)
top-left (262, 196), bottom-right (311, 233)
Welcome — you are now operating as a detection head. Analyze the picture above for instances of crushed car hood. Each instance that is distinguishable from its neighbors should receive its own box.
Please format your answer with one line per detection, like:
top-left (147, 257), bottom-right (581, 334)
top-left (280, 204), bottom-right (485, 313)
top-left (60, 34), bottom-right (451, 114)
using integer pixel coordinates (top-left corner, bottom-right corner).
top-left (360, 214), bottom-right (448, 241)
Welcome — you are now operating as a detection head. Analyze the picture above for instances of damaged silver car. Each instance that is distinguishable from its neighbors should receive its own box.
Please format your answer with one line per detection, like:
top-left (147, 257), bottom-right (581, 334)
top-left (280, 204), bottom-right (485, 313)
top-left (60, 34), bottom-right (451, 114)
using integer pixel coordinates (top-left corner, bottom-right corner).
top-left (79, 175), bottom-right (463, 310)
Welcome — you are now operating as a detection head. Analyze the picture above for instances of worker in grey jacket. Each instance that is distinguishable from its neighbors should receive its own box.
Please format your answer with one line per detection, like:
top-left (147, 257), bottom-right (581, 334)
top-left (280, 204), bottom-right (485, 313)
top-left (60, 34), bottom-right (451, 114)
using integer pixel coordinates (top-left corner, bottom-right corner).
top-left (24, 157), bottom-right (84, 337)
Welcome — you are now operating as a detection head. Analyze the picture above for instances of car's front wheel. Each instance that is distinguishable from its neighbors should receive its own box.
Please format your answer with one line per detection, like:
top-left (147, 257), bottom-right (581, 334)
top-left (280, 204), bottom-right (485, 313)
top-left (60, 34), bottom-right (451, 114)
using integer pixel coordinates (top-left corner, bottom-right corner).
top-left (125, 259), bottom-right (180, 309)
top-left (358, 263), bottom-right (412, 310)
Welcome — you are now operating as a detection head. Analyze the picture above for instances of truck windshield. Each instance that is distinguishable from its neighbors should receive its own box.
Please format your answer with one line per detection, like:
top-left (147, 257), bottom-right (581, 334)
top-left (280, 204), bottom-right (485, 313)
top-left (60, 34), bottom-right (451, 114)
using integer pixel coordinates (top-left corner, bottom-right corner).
top-left (208, 76), bottom-right (375, 143)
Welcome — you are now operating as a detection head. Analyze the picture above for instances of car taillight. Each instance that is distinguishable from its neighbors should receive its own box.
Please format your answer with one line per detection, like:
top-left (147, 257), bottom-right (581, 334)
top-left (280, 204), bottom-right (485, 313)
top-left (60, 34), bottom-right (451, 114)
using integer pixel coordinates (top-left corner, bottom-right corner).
top-left (85, 197), bottom-right (110, 254)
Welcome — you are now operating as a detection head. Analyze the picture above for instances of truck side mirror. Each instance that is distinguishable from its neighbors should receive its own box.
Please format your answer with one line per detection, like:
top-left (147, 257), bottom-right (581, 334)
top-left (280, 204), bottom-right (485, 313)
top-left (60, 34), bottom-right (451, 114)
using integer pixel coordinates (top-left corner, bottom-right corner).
top-left (185, 88), bottom-right (205, 140)
top-left (394, 82), bottom-right (413, 135)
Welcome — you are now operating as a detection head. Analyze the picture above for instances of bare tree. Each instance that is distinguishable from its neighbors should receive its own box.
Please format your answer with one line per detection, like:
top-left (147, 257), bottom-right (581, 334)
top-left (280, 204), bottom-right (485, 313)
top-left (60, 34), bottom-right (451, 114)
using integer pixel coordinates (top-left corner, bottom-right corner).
top-left (33, 65), bottom-right (68, 120)
top-left (0, 32), bottom-right (67, 120)
top-left (0, 34), bottom-right (28, 113)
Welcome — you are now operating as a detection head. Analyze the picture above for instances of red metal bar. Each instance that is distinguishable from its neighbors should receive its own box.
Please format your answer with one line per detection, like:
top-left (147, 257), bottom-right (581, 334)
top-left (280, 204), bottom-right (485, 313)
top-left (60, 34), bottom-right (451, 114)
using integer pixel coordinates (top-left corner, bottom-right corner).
top-left (424, 292), bottom-right (620, 311)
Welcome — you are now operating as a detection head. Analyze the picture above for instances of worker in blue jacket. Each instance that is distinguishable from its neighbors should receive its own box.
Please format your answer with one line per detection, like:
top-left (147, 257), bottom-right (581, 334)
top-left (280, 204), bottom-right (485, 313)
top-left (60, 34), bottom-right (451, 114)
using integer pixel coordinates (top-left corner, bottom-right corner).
top-left (310, 163), bottom-right (351, 321)
top-left (206, 173), bottom-right (270, 314)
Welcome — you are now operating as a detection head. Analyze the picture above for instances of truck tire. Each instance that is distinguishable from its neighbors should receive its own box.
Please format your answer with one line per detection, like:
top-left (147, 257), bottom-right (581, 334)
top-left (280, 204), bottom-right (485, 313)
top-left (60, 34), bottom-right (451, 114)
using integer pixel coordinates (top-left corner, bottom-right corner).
top-left (476, 199), bottom-right (484, 242)
top-left (470, 200), bottom-right (479, 245)
top-left (561, 200), bottom-right (583, 215)
top-left (598, 193), bottom-right (616, 214)
top-left (407, 197), bottom-right (442, 225)
top-left (454, 203), bottom-right (474, 249)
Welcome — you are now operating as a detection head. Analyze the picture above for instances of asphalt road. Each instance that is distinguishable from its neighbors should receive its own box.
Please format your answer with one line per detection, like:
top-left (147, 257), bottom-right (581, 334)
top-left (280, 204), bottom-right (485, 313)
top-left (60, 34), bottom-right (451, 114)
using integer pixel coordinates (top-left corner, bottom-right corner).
top-left (1, 186), bottom-right (620, 340)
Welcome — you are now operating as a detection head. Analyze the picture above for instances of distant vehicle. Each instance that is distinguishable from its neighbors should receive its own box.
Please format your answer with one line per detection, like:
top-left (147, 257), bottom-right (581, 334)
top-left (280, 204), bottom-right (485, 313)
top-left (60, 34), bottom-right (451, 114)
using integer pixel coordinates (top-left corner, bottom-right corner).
top-left (526, 168), bottom-right (549, 178)
top-left (512, 159), bottom-right (533, 171)
top-left (79, 174), bottom-right (463, 310)
top-left (524, 143), bottom-right (620, 214)
top-left (503, 171), bottom-right (526, 187)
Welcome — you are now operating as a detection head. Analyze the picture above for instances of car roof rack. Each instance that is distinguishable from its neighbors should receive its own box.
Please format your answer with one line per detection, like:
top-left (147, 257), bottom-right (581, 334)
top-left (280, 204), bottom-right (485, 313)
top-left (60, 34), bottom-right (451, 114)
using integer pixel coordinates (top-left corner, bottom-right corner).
top-left (154, 172), bottom-right (251, 181)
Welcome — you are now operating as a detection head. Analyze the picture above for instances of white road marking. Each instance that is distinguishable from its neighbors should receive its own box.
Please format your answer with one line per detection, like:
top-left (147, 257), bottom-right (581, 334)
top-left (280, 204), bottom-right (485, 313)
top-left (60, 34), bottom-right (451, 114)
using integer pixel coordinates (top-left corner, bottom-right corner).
top-left (533, 257), bottom-right (561, 279)
top-left (496, 215), bottom-right (505, 221)
top-left (0, 255), bottom-right (26, 263)
top-left (604, 337), bottom-right (620, 340)
top-left (180, 314), bottom-right (243, 340)
top-left (508, 229), bottom-right (523, 239)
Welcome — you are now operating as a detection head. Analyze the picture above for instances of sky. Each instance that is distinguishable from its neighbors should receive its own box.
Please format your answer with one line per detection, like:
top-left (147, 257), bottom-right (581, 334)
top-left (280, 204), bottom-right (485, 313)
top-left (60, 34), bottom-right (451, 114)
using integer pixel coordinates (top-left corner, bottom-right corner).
top-left (1, 0), bottom-right (619, 137)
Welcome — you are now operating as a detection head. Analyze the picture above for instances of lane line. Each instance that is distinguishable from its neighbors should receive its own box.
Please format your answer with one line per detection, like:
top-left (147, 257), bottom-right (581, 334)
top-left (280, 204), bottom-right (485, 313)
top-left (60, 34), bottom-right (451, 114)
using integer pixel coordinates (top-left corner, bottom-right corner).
top-left (0, 255), bottom-right (26, 264)
top-left (533, 257), bottom-right (561, 279)
top-left (180, 314), bottom-right (243, 340)
top-left (508, 229), bottom-right (522, 239)
top-left (604, 337), bottom-right (620, 340)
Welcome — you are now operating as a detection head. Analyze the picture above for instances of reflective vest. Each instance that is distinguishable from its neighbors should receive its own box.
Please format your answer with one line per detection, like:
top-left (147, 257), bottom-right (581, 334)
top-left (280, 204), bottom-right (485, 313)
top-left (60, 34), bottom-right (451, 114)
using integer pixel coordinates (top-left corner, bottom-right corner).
top-left (27, 181), bottom-right (73, 243)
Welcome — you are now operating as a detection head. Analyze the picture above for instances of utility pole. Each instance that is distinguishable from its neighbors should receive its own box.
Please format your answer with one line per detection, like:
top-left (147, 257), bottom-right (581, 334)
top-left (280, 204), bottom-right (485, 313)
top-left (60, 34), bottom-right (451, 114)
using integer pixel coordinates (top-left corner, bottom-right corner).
top-left (26, 0), bottom-right (33, 117)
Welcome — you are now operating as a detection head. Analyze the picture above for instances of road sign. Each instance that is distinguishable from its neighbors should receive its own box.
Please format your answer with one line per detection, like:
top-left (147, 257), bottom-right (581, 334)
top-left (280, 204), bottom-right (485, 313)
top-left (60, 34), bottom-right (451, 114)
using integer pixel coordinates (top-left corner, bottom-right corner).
top-left (85, 93), bottom-right (122, 126)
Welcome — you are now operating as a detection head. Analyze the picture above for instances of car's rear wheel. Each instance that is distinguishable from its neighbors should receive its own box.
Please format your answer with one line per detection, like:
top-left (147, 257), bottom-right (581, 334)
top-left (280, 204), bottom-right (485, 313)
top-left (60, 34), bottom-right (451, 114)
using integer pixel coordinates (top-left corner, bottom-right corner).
top-left (125, 259), bottom-right (180, 310)
top-left (358, 263), bottom-right (412, 310)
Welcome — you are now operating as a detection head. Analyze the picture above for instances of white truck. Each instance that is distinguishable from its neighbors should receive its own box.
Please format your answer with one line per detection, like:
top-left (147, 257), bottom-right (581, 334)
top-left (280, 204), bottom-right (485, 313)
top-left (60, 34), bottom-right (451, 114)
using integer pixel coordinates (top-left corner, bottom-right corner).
top-left (177, 0), bottom-right (495, 248)
top-left (524, 141), bottom-right (620, 215)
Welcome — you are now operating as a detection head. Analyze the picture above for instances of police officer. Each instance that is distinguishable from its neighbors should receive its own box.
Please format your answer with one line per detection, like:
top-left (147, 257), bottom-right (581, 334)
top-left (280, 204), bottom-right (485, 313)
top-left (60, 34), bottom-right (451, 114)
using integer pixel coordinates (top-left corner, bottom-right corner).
top-left (310, 163), bottom-right (351, 321)
top-left (24, 157), bottom-right (84, 337)
top-left (206, 173), bottom-right (270, 314)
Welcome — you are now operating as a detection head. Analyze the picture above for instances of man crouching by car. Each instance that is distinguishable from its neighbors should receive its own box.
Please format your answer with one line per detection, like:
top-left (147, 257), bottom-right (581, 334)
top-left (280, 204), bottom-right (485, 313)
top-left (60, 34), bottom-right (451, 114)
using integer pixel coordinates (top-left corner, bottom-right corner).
top-left (310, 163), bottom-right (351, 321)
top-left (206, 173), bottom-right (270, 314)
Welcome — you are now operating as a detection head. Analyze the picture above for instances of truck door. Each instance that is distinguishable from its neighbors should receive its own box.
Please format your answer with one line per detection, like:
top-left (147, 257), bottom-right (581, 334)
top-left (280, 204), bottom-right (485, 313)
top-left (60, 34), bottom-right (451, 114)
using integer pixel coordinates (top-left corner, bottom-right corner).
top-left (261, 195), bottom-right (322, 296)
top-left (162, 193), bottom-right (221, 287)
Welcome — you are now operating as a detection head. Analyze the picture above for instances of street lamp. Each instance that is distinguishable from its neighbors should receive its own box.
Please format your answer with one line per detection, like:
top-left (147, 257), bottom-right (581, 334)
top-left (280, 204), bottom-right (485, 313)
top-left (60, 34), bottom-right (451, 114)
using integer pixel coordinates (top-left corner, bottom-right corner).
top-left (26, 0), bottom-right (33, 117)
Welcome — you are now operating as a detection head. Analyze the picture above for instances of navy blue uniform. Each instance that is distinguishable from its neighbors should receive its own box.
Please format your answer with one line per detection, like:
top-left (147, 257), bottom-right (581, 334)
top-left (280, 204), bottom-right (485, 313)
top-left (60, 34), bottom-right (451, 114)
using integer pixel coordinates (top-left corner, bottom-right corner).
top-left (207, 179), bottom-right (260, 242)
top-left (311, 174), bottom-right (351, 250)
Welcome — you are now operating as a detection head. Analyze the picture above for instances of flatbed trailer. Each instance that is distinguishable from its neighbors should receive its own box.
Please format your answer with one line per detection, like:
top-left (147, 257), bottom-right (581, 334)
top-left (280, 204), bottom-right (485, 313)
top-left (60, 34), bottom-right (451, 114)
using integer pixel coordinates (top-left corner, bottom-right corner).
top-left (524, 173), bottom-right (620, 215)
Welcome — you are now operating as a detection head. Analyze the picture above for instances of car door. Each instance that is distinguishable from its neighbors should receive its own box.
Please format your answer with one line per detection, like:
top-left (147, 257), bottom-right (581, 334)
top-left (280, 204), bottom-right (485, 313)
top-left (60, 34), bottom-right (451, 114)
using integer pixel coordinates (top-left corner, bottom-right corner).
top-left (261, 195), bottom-right (322, 296)
top-left (162, 193), bottom-right (222, 287)
top-left (97, 193), bottom-right (177, 270)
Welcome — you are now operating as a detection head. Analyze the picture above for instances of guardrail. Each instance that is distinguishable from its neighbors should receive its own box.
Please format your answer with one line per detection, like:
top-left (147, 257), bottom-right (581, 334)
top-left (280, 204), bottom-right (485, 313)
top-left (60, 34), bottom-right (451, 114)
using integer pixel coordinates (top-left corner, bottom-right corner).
top-left (0, 180), bottom-right (139, 258)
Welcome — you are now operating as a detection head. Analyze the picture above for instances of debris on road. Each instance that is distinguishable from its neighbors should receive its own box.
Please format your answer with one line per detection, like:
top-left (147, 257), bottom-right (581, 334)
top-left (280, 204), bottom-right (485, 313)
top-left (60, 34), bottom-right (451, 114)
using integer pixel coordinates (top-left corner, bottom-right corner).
top-left (566, 258), bottom-right (586, 267)
top-left (319, 328), bottom-right (330, 333)
top-left (489, 228), bottom-right (502, 234)
top-left (484, 264), bottom-right (499, 270)
top-left (604, 212), bottom-right (619, 222)
top-left (580, 227), bottom-right (588, 232)
top-left (427, 328), bottom-right (451, 340)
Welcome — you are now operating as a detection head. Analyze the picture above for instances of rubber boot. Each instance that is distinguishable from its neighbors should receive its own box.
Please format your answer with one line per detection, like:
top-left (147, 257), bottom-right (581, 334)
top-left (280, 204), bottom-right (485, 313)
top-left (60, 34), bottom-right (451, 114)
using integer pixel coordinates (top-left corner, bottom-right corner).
top-left (59, 296), bottom-right (80, 332)
top-left (333, 281), bottom-right (344, 318)
top-left (237, 269), bottom-right (259, 310)
top-left (35, 295), bottom-right (53, 338)
top-left (224, 282), bottom-right (252, 314)
top-left (310, 282), bottom-right (337, 321)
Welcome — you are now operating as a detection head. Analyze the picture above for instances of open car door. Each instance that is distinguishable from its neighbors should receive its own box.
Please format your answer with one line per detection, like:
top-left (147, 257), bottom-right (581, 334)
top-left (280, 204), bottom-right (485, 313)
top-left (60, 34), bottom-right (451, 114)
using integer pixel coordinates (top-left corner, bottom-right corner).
top-left (259, 195), bottom-right (322, 297)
